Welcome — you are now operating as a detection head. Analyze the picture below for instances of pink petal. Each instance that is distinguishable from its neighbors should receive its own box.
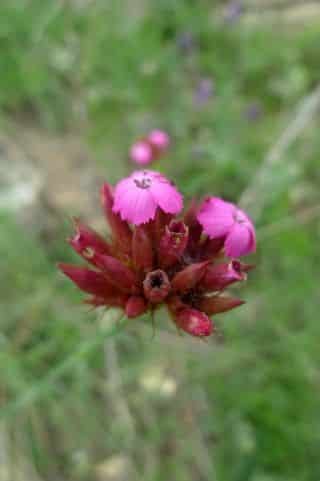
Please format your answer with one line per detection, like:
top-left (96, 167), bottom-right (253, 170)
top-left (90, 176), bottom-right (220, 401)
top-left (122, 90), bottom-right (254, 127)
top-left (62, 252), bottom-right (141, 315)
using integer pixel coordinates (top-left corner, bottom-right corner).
top-left (224, 222), bottom-right (255, 257)
top-left (150, 178), bottom-right (183, 214)
top-left (197, 197), bottom-right (235, 238)
top-left (115, 187), bottom-right (157, 225)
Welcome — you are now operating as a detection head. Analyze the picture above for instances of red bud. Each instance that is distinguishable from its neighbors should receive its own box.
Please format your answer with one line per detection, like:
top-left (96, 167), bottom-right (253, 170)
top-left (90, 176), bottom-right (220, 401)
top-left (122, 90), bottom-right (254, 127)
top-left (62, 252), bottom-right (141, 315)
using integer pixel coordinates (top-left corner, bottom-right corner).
top-left (159, 220), bottom-right (189, 268)
top-left (125, 296), bottom-right (148, 318)
top-left (171, 261), bottom-right (210, 292)
top-left (174, 308), bottom-right (213, 337)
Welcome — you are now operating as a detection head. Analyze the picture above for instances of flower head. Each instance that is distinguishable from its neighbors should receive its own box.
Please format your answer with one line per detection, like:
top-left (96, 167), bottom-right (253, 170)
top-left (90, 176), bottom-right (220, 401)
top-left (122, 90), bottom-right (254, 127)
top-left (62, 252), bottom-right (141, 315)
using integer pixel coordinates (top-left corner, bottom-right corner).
top-left (197, 197), bottom-right (256, 257)
top-left (59, 169), bottom-right (256, 339)
top-left (112, 170), bottom-right (183, 225)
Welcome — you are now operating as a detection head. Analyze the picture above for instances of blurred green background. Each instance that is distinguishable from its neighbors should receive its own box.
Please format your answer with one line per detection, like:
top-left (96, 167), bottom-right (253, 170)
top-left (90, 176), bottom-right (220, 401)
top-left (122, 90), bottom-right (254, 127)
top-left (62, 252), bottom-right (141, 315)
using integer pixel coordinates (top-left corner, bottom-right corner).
top-left (1, 1), bottom-right (320, 480)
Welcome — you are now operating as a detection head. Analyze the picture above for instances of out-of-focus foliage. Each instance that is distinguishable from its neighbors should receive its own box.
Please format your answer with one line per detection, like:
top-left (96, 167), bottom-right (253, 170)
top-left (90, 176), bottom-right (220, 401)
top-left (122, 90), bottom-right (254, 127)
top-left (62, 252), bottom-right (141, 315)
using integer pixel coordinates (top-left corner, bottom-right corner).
top-left (0, 1), bottom-right (320, 480)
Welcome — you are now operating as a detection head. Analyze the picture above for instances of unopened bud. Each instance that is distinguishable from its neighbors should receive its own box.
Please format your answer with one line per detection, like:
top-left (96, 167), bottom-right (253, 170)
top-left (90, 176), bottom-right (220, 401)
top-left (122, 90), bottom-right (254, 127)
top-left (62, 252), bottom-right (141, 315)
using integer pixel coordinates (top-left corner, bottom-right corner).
top-left (159, 220), bottom-right (189, 268)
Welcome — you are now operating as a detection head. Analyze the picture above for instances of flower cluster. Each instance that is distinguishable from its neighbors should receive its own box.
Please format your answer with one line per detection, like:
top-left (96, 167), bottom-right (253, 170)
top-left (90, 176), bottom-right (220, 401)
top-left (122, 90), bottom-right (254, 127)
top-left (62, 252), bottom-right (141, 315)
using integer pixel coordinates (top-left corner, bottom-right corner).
top-left (59, 170), bottom-right (256, 338)
top-left (129, 130), bottom-right (170, 166)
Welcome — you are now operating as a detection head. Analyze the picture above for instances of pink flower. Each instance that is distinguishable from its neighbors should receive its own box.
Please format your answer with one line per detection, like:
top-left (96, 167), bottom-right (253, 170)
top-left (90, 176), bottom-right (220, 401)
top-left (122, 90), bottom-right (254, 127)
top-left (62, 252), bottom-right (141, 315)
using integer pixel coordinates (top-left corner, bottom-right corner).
top-left (130, 141), bottom-right (153, 166)
top-left (148, 129), bottom-right (170, 150)
top-left (197, 197), bottom-right (256, 257)
top-left (112, 170), bottom-right (183, 225)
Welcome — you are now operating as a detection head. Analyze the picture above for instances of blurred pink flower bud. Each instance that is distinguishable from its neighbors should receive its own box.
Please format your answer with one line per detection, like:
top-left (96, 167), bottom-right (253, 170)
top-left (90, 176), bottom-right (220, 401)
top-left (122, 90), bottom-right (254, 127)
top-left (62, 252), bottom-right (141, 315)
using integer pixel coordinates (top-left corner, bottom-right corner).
top-left (130, 141), bottom-right (153, 166)
top-left (148, 129), bottom-right (170, 150)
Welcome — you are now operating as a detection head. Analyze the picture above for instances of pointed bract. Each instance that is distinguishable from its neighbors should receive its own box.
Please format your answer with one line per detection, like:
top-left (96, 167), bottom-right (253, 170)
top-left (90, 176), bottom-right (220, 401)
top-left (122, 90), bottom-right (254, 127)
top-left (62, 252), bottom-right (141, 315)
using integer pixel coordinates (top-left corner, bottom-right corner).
top-left (69, 219), bottom-right (112, 266)
top-left (95, 255), bottom-right (138, 293)
top-left (132, 225), bottom-right (154, 272)
top-left (172, 261), bottom-right (210, 292)
top-left (201, 260), bottom-right (245, 291)
top-left (197, 295), bottom-right (245, 315)
top-left (58, 263), bottom-right (117, 298)
top-left (100, 183), bottom-right (132, 254)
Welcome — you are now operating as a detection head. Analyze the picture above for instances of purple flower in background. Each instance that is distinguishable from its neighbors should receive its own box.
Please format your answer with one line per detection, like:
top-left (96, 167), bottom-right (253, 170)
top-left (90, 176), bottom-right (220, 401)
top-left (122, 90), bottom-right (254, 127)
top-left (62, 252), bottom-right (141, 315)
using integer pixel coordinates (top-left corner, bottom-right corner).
top-left (224, 1), bottom-right (244, 23)
top-left (176, 32), bottom-right (197, 55)
top-left (130, 141), bottom-right (153, 166)
top-left (194, 78), bottom-right (215, 106)
top-left (244, 102), bottom-right (263, 122)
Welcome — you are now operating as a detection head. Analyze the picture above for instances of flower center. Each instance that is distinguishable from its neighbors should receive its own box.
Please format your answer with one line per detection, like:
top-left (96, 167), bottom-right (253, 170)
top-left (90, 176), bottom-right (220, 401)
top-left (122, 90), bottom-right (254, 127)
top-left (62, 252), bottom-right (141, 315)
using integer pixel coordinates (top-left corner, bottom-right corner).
top-left (134, 176), bottom-right (152, 189)
top-left (150, 273), bottom-right (163, 288)
top-left (143, 269), bottom-right (171, 303)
